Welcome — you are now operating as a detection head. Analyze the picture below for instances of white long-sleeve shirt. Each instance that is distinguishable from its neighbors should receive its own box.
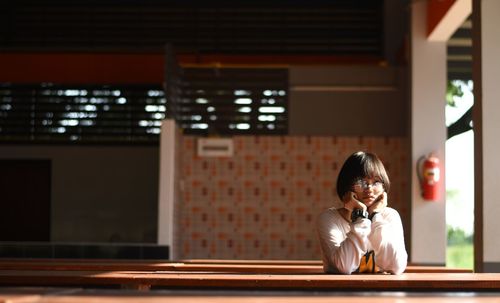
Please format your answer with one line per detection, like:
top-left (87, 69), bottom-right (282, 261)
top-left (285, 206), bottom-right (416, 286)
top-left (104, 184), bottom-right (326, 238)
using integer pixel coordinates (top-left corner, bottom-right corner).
top-left (317, 207), bottom-right (407, 274)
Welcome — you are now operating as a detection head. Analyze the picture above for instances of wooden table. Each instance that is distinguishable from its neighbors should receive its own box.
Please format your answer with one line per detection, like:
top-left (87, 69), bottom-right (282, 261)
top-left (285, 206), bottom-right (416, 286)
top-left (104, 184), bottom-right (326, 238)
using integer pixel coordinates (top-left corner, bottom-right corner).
top-left (0, 259), bottom-right (496, 303)
top-left (0, 258), bottom-right (480, 293)
top-left (0, 270), bottom-right (497, 291)
top-left (0, 259), bottom-right (472, 274)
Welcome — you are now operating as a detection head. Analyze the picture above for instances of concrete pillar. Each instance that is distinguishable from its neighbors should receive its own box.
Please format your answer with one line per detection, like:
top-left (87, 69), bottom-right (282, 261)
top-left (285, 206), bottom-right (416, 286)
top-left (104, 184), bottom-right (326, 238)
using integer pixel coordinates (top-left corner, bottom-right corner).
top-left (480, 0), bottom-right (500, 273)
top-left (410, 1), bottom-right (447, 265)
top-left (157, 119), bottom-right (178, 259)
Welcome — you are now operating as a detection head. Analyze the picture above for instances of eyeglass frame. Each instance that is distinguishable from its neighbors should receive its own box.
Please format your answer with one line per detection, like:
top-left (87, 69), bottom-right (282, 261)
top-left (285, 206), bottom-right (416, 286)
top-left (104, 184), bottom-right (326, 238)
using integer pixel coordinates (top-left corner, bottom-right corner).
top-left (352, 179), bottom-right (384, 192)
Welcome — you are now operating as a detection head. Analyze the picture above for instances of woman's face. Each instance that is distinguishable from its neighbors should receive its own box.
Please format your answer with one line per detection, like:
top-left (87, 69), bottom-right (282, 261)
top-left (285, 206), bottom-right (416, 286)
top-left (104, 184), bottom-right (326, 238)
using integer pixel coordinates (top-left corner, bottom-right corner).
top-left (352, 177), bottom-right (384, 207)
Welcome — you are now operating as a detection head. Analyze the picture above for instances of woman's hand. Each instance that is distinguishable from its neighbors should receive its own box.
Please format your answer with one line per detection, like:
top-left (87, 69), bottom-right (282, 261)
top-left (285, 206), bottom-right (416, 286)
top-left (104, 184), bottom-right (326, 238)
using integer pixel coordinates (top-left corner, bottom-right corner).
top-left (342, 192), bottom-right (367, 212)
top-left (368, 191), bottom-right (387, 215)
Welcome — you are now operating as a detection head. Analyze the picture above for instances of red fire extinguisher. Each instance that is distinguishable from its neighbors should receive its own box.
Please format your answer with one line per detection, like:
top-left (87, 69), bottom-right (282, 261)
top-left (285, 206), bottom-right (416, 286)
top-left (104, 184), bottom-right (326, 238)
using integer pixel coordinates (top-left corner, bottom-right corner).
top-left (417, 154), bottom-right (440, 201)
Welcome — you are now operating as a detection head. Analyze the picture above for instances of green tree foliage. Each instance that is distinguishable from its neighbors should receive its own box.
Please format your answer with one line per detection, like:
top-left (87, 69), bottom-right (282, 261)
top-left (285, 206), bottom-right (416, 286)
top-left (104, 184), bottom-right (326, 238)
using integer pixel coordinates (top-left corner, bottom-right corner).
top-left (446, 189), bottom-right (460, 200)
top-left (447, 80), bottom-right (472, 140)
top-left (447, 225), bottom-right (473, 269)
top-left (447, 81), bottom-right (464, 107)
top-left (447, 225), bottom-right (473, 246)
top-left (447, 244), bottom-right (473, 269)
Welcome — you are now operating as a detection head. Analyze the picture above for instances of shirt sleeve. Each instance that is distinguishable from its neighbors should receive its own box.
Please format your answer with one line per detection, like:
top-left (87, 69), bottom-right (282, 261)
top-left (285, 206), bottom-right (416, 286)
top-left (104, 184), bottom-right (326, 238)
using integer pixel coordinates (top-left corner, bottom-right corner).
top-left (317, 209), bottom-right (372, 274)
top-left (368, 208), bottom-right (408, 274)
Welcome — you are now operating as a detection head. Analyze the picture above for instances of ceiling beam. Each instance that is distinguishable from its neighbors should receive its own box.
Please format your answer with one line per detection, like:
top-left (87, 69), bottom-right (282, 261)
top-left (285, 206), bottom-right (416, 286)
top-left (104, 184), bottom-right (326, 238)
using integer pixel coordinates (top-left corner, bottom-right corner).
top-left (427, 0), bottom-right (471, 42)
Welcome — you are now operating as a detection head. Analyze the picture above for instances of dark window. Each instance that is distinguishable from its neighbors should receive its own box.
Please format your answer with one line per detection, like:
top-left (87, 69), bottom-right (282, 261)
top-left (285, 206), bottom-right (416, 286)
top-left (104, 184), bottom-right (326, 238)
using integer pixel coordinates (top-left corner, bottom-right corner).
top-left (0, 78), bottom-right (289, 143)
top-left (170, 68), bottom-right (288, 136)
top-left (0, 83), bottom-right (166, 144)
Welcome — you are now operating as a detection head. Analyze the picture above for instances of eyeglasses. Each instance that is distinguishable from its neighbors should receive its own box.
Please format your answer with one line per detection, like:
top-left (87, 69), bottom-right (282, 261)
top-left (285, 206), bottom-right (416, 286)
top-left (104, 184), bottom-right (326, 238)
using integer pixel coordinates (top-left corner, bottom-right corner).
top-left (352, 179), bottom-right (384, 192)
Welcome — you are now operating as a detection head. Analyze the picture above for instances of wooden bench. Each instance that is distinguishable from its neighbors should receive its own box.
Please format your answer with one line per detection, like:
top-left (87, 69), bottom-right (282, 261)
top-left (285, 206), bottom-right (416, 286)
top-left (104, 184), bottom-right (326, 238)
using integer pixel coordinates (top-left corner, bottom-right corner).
top-left (1, 287), bottom-right (499, 303)
top-left (0, 269), bottom-right (497, 291)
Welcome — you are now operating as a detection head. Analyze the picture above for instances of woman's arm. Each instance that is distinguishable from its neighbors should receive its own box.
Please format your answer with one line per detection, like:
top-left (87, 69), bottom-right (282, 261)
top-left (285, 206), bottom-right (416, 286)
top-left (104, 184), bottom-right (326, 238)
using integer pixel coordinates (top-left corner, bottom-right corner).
top-left (368, 208), bottom-right (408, 274)
top-left (317, 210), bottom-right (372, 274)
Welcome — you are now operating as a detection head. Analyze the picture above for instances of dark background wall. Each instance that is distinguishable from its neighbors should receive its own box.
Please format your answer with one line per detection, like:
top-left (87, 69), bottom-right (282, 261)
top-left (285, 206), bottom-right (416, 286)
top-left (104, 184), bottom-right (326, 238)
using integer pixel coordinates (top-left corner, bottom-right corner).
top-left (0, 146), bottom-right (159, 243)
top-left (289, 66), bottom-right (407, 136)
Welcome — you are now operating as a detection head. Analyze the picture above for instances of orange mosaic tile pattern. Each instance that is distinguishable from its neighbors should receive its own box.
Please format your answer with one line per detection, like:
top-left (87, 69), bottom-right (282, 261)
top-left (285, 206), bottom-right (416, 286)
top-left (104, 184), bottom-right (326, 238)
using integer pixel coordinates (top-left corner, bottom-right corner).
top-left (176, 136), bottom-right (409, 260)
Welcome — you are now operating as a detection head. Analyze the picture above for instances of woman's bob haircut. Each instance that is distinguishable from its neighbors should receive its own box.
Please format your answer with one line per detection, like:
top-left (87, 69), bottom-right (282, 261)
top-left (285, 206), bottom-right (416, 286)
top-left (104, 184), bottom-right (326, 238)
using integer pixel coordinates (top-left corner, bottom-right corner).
top-left (336, 151), bottom-right (390, 200)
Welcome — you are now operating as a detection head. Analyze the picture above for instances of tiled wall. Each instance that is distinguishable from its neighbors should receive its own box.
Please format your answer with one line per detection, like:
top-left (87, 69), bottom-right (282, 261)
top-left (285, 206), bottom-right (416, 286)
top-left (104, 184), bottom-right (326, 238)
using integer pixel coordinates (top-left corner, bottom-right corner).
top-left (176, 136), bottom-right (409, 260)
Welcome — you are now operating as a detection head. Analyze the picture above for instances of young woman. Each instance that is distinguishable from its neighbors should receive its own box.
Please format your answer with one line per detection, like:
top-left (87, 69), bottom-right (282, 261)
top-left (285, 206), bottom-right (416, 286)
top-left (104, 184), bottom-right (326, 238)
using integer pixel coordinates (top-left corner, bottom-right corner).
top-left (317, 151), bottom-right (407, 274)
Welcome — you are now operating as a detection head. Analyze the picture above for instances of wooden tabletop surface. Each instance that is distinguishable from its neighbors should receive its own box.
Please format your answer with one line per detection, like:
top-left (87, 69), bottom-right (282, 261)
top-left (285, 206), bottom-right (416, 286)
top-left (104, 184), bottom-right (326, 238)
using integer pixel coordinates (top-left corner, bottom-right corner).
top-left (0, 270), bottom-right (497, 291)
top-left (0, 259), bottom-right (472, 274)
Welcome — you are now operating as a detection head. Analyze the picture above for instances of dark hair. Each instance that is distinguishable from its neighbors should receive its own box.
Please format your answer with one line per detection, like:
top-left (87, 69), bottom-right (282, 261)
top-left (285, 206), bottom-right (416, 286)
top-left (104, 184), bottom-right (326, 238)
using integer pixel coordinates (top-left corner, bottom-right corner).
top-left (336, 151), bottom-right (390, 200)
